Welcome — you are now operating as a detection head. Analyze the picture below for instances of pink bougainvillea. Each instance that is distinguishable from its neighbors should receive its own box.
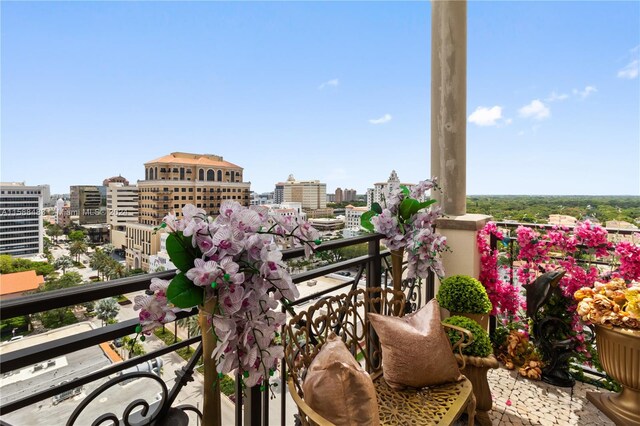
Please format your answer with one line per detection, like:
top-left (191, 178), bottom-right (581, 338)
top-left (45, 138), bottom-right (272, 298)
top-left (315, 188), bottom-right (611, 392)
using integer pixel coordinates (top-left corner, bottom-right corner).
top-left (477, 222), bottom-right (522, 316)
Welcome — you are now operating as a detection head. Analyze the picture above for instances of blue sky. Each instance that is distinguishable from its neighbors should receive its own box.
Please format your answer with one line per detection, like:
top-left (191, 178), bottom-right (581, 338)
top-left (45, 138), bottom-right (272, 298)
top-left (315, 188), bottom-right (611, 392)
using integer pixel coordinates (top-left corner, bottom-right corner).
top-left (2, 1), bottom-right (639, 196)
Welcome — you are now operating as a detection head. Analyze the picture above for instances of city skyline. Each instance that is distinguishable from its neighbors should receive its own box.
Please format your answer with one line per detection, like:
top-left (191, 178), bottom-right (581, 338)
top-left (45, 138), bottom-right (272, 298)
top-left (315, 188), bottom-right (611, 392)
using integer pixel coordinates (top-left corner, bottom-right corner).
top-left (2, 2), bottom-right (639, 195)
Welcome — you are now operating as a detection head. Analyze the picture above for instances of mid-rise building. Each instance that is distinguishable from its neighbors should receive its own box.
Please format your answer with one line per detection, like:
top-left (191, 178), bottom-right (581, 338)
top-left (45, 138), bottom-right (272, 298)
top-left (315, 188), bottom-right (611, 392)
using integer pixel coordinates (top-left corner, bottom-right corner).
top-left (335, 188), bottom-right (344, 203)
top-left (275, 174), bottom-right (327, 210)
top-left (127, 152), bottom-right (250, 270)
top-left (55, 199), bottom-right (71, 228)
top-left (344, 189), bottom-right (357, 202)
top-left (0, 183), bottom-right (44, 257)
top-left (37, 185), bottom-right (52, 207)
top-left (148, 233), bottom-right (177, 272)
top-left (103, 175), bottom-right (130, 186)
top-left (70, 185), bottom-right (106, 225)
top-left (107, 183), bottom-right (139, 232)
top-left (138, 152), bottom-right (250, 226)
top-left (548, 214), bottom-right (578, 226)
top-left (345, 204), bottom-right (369, 230)
top-left (366, 170), bottom-right (416, 209)
top-left (126, 223), bottom-right (165, 271)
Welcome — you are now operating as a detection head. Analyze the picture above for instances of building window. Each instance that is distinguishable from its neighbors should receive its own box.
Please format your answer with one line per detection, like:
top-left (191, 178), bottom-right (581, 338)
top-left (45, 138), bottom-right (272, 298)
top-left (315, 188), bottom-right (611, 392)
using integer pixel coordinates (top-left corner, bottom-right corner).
top-left (180, 167), bottom-right (185, 180)
top-left (217, 170), bottom-right (223, 181)
top-left (207, 169), bottom-right (214, 181)
top-left (199, 169), bottom-right (204, 181)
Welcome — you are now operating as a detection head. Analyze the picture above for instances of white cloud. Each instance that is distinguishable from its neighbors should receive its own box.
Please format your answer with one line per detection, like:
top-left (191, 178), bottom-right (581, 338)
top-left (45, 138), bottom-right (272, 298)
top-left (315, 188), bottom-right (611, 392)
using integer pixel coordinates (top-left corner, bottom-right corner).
top-left (369, 114), bottom-right (392, 125)
top-left (517, 130), bottom-right (525, 136)
top-left (468, 106), bottom-right (503, 126)
top-left (617, 60), bottom-right (639, 79)
top-left (518, 100), bottom-right (550, 120)
top-left (318, 78), bottom-right (339, 90)
top-left (572, 85), bottom-right (597, 99)
top-left (546, 91), bottom-right (569, 102)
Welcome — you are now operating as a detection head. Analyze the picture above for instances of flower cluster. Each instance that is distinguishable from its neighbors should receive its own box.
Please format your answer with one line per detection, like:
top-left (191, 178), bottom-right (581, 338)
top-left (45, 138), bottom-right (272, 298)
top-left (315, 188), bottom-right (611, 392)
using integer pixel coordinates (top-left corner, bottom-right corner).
top-left (477, 222), bottom-right (522, 316)
top-left (574, 220), bottom-right (611, 257)
top-left (574, 278), bottom-right (640, 329)
top-left (362, 178), bottom-right (447, 279)
top-left (134, 201), bottom-right (320, 388)
top-left (615, 238), bottom-right (640, 282)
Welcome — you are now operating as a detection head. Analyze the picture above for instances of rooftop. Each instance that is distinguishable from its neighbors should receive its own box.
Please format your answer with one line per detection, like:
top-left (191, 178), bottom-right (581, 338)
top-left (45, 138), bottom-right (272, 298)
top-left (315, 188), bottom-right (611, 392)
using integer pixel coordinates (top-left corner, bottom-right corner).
top-left (0, 271), bottom-right (44, 298)
top-left (144, 152), bottom-right (242, 169)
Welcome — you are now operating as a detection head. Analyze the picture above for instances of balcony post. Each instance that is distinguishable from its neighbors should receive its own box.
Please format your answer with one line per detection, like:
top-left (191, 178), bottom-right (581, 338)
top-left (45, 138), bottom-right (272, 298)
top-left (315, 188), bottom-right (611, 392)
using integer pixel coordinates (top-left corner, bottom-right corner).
top-left (200, 296), bottom-right (222, 426)
top-left (431, 0), bottom-right (491, 288)
top-left (431, 0), bottom-right (467, 216)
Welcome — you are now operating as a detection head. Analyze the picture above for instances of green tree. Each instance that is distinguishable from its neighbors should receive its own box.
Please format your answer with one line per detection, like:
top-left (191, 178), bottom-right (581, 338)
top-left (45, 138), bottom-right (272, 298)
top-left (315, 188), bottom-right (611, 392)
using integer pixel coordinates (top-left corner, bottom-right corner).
top-left (70, 240), bottom-right (88, 263)
top-left (95, 298), bottom-right (120, 326)
top-left (39, 272), bottom-right (83, 292)
top-left (90, 250), bottom-right (109, 279)
top-left (0, 255), bottom-right (55, 277)
top-left (47, 225), bottom-right (63, 243)
top-left (68, 230), bottom-right (86, 242)
top-left (53, 256), bottom-right (74, 274)
top-left (102, 243), bottom-right (115, 254)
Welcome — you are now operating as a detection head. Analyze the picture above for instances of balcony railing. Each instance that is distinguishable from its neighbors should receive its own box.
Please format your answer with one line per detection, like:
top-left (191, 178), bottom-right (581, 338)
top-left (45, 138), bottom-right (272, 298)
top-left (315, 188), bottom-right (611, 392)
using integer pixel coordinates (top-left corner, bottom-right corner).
top-left (0, 234), bottom-right (430, 425)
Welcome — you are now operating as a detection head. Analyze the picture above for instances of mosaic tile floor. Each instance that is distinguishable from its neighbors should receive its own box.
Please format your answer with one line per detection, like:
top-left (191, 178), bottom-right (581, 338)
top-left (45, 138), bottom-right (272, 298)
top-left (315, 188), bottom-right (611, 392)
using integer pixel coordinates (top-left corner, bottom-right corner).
top-left (454, 367), bottom-right (616, 425)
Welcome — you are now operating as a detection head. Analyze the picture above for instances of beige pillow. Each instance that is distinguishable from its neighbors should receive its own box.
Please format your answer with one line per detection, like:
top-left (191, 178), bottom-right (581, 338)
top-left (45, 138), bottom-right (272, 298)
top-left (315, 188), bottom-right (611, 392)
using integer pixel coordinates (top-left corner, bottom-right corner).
top-left (302, 333), bottom-right (380, 426)
top-left (368, 299), bottom-right (462, 389)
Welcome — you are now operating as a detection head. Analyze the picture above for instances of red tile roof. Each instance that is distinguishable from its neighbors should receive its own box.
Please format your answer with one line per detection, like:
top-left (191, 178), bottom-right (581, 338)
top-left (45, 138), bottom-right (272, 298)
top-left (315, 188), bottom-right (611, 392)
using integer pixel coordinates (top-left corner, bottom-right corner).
top-left (0, 270), bottom-right (45, 296)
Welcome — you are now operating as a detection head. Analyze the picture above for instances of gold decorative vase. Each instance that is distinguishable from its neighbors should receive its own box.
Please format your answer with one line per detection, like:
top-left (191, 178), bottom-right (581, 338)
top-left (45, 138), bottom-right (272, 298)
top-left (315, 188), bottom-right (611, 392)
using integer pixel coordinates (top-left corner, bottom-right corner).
top-left (587, 325), bottom-right (640, 425)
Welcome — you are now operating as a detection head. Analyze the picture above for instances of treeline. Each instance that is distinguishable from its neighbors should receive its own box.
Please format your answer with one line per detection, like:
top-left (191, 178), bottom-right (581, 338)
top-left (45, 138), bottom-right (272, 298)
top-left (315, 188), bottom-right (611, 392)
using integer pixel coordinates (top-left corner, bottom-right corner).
top-left (466, 195), bottom-right (640, 224)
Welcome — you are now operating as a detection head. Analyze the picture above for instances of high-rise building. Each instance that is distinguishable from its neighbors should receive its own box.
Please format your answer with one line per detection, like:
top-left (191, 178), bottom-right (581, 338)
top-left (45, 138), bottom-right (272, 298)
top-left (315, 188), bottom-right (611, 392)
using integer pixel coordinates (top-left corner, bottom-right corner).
top-left (366, 170), bottom-right (417, 209)
top-left (275, 174), bottom-right (327, 210)
top-left (127, 152), bottom-right (250, 270)
top-left (37, 185), bottom-right (52, 207)
top-left (335, 188), bottom-right (344, 203)
top-left (344, 189), bottom-right (357, 202)
top-left (0, 182), bottom-right (44, 257)
top-left (107, 183), bottom-right (139, 232)
top-left (70, 185), bottom-right (107, 224)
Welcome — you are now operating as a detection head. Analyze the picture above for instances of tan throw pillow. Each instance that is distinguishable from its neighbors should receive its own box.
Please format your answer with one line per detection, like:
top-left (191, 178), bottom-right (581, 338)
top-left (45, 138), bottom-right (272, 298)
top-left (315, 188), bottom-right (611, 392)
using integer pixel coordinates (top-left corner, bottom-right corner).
top-left (368, 299), bottom-right (462, 389)
top-left (302, 333), bottom-right (380, 426)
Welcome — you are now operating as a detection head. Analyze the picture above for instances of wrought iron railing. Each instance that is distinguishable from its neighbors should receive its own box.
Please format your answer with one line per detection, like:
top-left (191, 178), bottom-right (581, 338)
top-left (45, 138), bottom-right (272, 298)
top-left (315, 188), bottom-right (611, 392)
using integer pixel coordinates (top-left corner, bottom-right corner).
top-left (0, 233), bottom-right (430, 426)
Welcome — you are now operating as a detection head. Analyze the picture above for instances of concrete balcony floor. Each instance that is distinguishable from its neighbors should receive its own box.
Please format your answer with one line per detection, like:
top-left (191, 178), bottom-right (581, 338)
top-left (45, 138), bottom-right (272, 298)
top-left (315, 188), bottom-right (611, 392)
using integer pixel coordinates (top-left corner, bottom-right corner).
top-left (455, 367), bottom-right (615, 426)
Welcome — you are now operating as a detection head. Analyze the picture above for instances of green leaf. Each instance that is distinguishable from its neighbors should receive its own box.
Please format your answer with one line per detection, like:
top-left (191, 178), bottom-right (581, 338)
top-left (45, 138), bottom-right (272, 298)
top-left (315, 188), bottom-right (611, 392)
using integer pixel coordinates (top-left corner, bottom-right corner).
top-left (399, 198), bottom-right (419, 220)
top-left (167, 273), bottom-right (203, 309)
top-left (400, 185), bottom-right (410, 196)
top-left (360, 211), bottom-right (376, 232)
top-left (166, 233), bottom-right (198, 272)
top-left (414, 199), bottom-right (437, 212)
top-left (371, 203), bottom-right (383, 214)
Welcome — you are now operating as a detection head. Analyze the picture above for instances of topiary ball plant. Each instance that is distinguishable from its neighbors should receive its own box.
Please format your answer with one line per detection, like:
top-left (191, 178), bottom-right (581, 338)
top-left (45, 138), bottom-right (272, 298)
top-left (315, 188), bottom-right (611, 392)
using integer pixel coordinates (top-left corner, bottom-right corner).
top-left (443, 316), bottom-right (492, 358)
top-left (436, 275), bottom-right (492, 314)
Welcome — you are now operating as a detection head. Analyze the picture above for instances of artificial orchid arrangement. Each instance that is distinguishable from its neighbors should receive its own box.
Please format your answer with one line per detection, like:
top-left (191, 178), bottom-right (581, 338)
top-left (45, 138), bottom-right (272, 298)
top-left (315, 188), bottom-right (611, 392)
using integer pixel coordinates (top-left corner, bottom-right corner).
top-left (360, 178), bottom-right (447, 279)
top-left (133, 201), bottom-right (320, 389)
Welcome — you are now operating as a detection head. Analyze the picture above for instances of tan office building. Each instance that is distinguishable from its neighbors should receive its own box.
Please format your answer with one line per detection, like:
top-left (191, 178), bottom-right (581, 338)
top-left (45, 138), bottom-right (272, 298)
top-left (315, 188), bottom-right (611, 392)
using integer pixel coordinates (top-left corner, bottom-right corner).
top-left (126, 152), bottom-right (250, 270)
top-left (277, 174), bottom-right (327, 210)
top-left (138, 152), bottom-right (251, 226)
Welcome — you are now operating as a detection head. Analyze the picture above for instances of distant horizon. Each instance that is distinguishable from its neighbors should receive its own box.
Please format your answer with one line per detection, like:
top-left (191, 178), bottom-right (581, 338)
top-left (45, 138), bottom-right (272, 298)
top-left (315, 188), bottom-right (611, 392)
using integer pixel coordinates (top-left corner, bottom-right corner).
top-left (2, 2), bottom-right (638, 196)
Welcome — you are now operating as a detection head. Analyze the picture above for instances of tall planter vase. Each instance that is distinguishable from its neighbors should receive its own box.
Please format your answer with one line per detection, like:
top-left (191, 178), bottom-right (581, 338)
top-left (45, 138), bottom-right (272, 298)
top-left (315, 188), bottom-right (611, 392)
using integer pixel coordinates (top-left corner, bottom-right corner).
top-left (200, 296), bottom-right (222, 426)
top-left (587, 325), bottom-right (640, 425)
top-left (458, 354), bottom-right (499, 426)
top-left (390, 248), bottom-right (404, 315)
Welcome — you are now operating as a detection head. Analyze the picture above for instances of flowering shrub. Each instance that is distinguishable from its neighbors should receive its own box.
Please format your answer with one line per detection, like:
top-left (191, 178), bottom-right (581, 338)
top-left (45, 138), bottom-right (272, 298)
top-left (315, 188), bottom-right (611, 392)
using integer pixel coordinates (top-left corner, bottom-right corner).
top-left (360, 178), bottom-right (447, 279)
top-left (574, 278), bottom-right (640, 329)
top-left (134, 202), bottom-right (320, 388)
top-left (443, 316), bottom-right (492, 358)
top-left (477, 222), bottom-right (522, 316)
top-left (478, 220), bottom-right (640, 379)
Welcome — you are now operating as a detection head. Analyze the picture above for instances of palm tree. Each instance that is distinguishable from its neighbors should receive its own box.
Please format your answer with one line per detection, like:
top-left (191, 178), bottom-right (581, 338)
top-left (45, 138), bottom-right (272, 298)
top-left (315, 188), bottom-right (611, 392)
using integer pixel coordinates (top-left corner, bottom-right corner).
top-left (90, 251), bottom-right (109, 280)
top-left (102, 243), bottom-right (115, 255)
top-left (95, 298), bottom-right (120, 327)
top-left (53, 256), bottom-right (74, 274)
top-left (69, 241), bottom-right (87, 263)
top-left (177, 316), bottom-right (201, 339)
top-left (110, 262), bottom-right (127, 279)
